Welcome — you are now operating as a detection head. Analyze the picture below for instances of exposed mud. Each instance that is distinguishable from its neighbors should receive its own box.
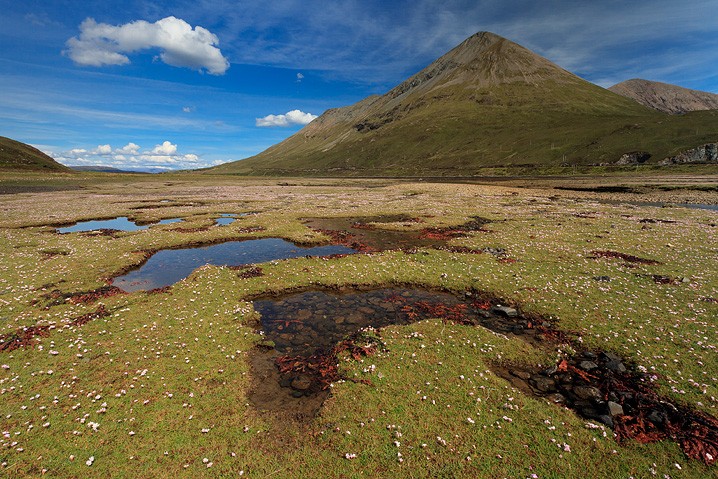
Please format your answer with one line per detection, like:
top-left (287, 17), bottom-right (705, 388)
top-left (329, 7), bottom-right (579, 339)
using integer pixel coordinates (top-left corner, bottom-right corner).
top-left (0, 325), bottom-right (51, 352)
top-left (36, 285), bottom-right (125, 307)
top-left (305, 215), bottom-right (492, 253)
top-left (0, 305), bottom-right (110, 352)
top-left (589, 250), bottom-right (661, 265)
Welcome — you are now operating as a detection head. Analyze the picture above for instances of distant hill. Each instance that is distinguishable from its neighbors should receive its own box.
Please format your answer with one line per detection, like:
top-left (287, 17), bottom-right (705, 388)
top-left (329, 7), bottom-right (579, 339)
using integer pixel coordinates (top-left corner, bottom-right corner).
top-left (609, 79), bottom-right (718, 114)
top-left (69, 165), bottom-right (144, 173)
top-left (0, 136), bottom-right (71, 172)
top-left (210, 32), bottom-right (718, 177)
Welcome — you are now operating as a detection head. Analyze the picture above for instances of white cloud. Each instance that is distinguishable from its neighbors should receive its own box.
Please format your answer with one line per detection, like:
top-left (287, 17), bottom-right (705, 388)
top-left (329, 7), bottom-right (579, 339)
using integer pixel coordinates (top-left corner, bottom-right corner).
top-left (65, 16), bottom-right (230, 75)
top-left (151, 141), bottom-right (177, 155)
top-left (139, 155), bottom-right (178, 164)
top-left (116, 142), bottom-right (140, 154)
top-left (94, 144), bottom-right (112, 155)
top-left (56, 140), bottom-right (206, 171)
top-left (182, 106), bottom-right (194, 113)
top-left (256, 109), bottom-right (318, 127)
top-left (296, 72), bottom-right (304, 82)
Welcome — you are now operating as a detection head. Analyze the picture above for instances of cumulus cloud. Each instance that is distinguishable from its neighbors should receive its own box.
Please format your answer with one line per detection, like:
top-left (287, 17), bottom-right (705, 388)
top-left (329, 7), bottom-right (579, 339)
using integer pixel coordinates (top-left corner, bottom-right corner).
top-left (182, 106), bottom-right (194, 113)
top-left (116, 142), bottom-right (140, 154)
top-left (151, 140), bottom-right (178, 155)
top-left (296, 72), bottom-right (304, 82)
top-left (65, 16), bottom-right (230, 75)
top-left (57, 140), bottom-right (205, 171)
top-left (256, 109), bottom-right (318, 127)
top-left (94, 144), bottom-right (112, 155)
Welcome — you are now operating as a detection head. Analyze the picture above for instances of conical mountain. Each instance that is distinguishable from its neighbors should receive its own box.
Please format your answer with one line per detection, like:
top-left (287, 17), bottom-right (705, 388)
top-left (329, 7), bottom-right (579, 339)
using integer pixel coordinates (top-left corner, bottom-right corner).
top-left (213, 32), bottom-right (718, 176)
top-left (609, 79), bottom-right (718, 114)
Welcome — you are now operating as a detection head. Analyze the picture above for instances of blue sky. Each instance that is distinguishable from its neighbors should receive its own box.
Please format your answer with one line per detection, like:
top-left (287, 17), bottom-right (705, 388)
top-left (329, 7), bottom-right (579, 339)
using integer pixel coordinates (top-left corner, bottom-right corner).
top-left (1, 0), bottom-right (717, 171)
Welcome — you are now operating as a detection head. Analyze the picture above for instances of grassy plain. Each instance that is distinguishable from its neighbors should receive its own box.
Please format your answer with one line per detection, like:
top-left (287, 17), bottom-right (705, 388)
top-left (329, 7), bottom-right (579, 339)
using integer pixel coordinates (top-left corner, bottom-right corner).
top-left (0, 173), bottom-right (716, 478)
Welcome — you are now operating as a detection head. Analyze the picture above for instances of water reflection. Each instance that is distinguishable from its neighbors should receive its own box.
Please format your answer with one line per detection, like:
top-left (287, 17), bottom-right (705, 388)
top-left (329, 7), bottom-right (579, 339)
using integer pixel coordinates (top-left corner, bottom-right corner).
top-left (58, 217), bottom-right (181, 233)
top-left (112, 238), bottom-right (355, 292)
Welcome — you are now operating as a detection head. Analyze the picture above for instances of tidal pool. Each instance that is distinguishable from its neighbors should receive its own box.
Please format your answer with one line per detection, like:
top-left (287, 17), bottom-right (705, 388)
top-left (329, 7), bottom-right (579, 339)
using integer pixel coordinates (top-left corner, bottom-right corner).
top-left (57, 216), bottom-right (182, 233)
top-left (112, 238), bottom-right (356, 292)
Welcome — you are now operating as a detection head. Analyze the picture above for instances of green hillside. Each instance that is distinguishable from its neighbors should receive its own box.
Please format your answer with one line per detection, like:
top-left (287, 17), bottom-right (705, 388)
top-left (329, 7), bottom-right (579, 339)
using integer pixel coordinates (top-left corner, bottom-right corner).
top-left (210, 32), bottom-right (718, 176)
top-left (0, 136), bottom-right (71, 172)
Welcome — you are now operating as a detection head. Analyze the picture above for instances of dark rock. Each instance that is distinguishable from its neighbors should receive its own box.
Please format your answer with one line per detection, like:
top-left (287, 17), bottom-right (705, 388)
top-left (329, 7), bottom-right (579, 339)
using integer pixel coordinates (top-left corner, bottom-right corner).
top-left (600, 351), bottom-right (621, 362)
top-left (530, 376), bottom-right (556, 393)
top-left (605, 360), bottom-right (627, 373)
top-left (608, 401), bottom-right (624, 416)
top-left (579, 360), bottom-right (599, 371)
top-left (543, 365), bottom-right (559, 376)
top-left (593, 275), bottom-right (611, 282)
top-left (598, 415), bottom-right (614, 428)
top-left (492, 305), bottom-right (518, 317)
top-left (648, 410), bottom-right (666, 425)
top-left (573, 386), bottom-right (602, 401)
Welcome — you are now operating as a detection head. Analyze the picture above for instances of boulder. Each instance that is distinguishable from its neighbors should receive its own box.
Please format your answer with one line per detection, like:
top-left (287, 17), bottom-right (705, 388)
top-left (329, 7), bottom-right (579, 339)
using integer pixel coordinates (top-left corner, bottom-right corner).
top-left (492, 305), bottom-right (518, 317)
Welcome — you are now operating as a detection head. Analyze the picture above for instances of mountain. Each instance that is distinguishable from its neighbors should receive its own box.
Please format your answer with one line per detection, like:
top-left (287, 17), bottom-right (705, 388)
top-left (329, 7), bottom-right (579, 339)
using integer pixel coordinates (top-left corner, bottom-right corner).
top-left (0, 136), bottom-right (71, 172)
top-left (609, 79), bottom-right (718, 114)
top-left (211, 32), bottom-right (718, 176)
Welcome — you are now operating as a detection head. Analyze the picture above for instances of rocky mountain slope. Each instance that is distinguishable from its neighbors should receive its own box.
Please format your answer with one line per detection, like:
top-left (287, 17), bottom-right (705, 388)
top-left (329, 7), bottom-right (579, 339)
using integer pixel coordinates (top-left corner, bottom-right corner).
top-left (609, 79), bottom-right (718, 114)
top-left (211, 32), bottom-right (718, 176)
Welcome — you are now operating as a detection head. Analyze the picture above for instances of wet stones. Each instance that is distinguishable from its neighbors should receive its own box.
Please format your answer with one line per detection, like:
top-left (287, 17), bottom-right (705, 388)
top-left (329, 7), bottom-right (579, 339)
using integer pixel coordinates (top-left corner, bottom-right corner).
top-left (530, 376), bottom-right (556, 393)
top-left (254, 288), bottom-right (535, 356)
top-left (491, 305), bottom-right (518, 317)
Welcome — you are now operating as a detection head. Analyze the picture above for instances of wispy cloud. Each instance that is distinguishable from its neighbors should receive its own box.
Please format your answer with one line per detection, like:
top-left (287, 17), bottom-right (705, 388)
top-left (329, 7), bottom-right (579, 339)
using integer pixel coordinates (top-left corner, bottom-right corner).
top-left (187, 0), bottom-right (718, 89)
top-left (65, 16), bottom-right (230, 74)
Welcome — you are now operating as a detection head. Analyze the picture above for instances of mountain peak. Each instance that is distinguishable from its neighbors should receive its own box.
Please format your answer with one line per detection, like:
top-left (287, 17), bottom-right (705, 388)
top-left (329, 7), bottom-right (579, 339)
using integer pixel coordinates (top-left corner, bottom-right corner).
top-left (609, 79), bottom-right (718, 114)
top-left (386, 31), bottom-right (575, 101)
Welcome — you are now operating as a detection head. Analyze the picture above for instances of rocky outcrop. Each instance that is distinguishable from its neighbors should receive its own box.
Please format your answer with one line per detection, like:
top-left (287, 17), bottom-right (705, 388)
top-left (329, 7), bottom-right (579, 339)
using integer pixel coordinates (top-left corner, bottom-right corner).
top-left (615, 151), bottom-right (650, 165)
top-left (660, 143), bottom-right (718, 165)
